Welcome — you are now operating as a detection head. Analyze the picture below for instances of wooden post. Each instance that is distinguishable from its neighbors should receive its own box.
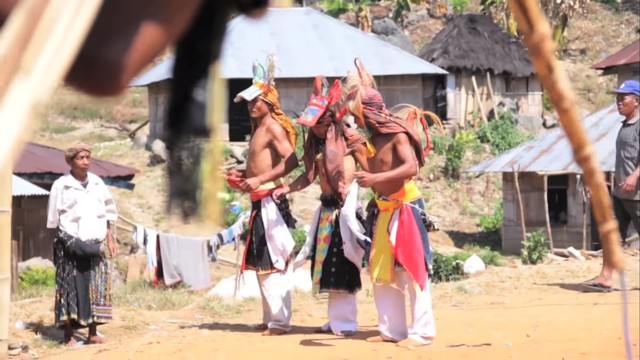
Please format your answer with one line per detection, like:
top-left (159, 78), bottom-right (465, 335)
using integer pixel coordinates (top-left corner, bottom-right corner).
top-left (581, 180), bottom-right (589, 250)
top-left (514, 172), bottom-right (527, 243)
top-left (486, 72), bottom-right (499, 118)
top-left (0, 166), bottom-right (11, 345)
top-left (543, 174), bottom-right (554, 250)
top-left (471, 75), bottom-right (488, 124)
top-left (10, 228), bottom-right (21, 295)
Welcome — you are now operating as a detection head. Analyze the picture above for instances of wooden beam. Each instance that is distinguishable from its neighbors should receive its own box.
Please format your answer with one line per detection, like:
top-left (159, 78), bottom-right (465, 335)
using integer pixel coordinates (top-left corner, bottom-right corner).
top-left (471, 75), bottom-right (488, 124)
top-left (514, 172), bottom-right (526, 244)
top-left (543, 174), bottom-right (555, 250)
top-left (0, 167), bottom-right (11, 342)
top-left (486, 72), bottom-right (499, 118)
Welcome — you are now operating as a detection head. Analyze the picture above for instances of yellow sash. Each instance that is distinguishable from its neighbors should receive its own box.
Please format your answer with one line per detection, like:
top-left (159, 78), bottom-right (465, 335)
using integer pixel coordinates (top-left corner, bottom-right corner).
top-left (370, 181), bottom-right (421, 283)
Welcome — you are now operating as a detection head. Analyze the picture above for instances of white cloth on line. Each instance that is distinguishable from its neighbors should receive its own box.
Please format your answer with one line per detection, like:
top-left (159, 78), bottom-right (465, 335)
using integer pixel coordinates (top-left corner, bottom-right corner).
top-left (373, 269), bottom-right (436, 344)
top-left (132, 224), bottom-right (145, 248)
top-left (145, 228), bottom-right (158, 268)
top-left (158, 233), bottom-right (211, 290)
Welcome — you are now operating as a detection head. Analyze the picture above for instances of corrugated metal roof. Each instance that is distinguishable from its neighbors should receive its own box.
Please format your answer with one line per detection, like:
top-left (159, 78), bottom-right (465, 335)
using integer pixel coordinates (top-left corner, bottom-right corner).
top-left (592, 39), bottom-right (640, 70)
top-left (130, 7), bottom-right (446, 86)
top-left (130, 57), bottom-right (175, 86)
top-left (466, 104), bottom-right (622, 174)
top-left (14, 142), bottom-right (139, 179)
top-left (12, 175), bottom-right (49, 197)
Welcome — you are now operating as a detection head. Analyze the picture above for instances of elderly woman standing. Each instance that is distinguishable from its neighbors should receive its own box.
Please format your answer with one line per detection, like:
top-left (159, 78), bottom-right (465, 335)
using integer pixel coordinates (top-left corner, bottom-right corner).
top-left (46, 141), bottom-right (118, 346)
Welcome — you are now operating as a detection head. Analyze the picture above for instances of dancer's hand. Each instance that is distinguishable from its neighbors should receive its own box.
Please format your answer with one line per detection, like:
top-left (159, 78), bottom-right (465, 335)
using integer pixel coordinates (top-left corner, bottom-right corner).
top-left (271, 185), bottom-right (290, 202)
top-left (355, 171), bottom-right (377, 188)
top-left (239, 177), bottom-right (261, 192)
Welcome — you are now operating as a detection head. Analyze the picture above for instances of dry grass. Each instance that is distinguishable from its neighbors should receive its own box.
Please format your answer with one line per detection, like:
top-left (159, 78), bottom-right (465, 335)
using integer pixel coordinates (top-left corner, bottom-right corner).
top-left (112, 280), bottom-right (193, 311)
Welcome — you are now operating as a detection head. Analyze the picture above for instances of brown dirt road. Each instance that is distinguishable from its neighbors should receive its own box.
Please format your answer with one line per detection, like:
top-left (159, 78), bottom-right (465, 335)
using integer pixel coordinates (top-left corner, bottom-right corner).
top-left (12, 253), bottom-right (639, 360)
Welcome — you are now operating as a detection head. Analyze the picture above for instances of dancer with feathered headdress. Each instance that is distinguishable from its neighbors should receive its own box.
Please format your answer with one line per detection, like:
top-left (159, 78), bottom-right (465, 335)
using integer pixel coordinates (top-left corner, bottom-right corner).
top-left (345, 58), bottom-right (437, 348)
top-left (273, 75), bottom-right (374, 336)
top-left (228, 55), bottom-right (299, 336)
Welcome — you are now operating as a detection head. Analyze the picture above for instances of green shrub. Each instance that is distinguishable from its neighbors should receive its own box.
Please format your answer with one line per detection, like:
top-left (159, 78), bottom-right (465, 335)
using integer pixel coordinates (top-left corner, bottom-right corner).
top-left (430, 133), bottom-right (451, 156)
top-left (443, 130), bottom-right (479, 179)
top-left (478, 200), bottom-right (503, 233)
top-left (477, 111), bottom-right (531, 154)
top-left (291, 228), bottom-right (308, 255)
top-left (520, 230), bottom-right (550, 265)
top-left (462, 244), bottom-right (505, 267)
top-left (19, 267), bottom-right (55, 289)
top-left (451, 0), bottom-right (470, 14)
top-left (431, 252), bottom-right (468, 283)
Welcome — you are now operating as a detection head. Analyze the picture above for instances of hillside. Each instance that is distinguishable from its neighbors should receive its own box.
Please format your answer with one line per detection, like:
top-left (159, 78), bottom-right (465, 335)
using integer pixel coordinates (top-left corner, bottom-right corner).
top-left (28, 3), bottom-right (638, 246)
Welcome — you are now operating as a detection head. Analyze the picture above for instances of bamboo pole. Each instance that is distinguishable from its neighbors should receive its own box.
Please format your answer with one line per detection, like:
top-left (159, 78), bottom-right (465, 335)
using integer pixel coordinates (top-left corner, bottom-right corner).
top-left (486, 72), bottom-right (499, 118)
top-left (543, 175), bottom-right (554, 250)
top-left (471, 75), bottom-right (488, 124)
top-left (0, 166), bottom-right (11, 344)
top-left (506, 0), bottom-right (623, 271)
top-left (514, 172), bottom-right (527, 243)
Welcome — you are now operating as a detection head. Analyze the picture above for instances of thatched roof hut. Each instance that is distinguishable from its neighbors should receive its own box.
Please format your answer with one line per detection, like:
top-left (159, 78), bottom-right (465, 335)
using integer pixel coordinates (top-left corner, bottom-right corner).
top-left (420, 13), bottom-right (534, 77)
top-left (419, 13), bottom-right (542, 126)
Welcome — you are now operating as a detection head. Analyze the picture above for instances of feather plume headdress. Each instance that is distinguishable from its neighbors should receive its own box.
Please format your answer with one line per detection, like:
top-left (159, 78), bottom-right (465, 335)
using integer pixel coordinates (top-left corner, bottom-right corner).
top-left (234, 55), bottom-right (297, 147)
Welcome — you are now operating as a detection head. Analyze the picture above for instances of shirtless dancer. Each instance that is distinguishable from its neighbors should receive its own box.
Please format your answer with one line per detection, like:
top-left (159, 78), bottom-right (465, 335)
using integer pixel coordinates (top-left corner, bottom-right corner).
top-left (346, 59), bottom-right (436, 348)
top-left (273, 76), bottom-right (372, 336)
top-left (228, 56), bottom-right (299, 336)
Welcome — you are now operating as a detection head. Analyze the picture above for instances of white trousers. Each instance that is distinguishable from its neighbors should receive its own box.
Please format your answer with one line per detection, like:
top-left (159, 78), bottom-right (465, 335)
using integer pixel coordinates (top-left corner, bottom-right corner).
top-left (372, 269), bottom-right (436, 344)
top-left (257, 271), bottom-right (292, 332)
top-left (320, 292), bottom-right (358, 335)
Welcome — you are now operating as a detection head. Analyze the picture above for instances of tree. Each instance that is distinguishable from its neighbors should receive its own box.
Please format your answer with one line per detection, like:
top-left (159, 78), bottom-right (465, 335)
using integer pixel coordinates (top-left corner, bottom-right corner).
top-left (481, 0), bottom-right (588, 46)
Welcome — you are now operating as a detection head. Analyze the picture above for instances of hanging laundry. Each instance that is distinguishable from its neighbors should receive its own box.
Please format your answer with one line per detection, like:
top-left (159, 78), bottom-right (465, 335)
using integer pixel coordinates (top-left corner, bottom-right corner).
top-left (158, 233), bottom-right (211, 290)
top-left (208, 234), bottom-right (222, 262)
top-left (144, 228), bottom-right (158, 268)
top-left (132, 224), bottom-right (145, 250)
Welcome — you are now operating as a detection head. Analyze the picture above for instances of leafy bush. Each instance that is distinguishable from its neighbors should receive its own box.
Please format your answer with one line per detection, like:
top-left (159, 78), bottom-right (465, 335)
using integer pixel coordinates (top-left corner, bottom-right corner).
top-left (477, 111), bottom-right (531, 155)
top-left (462, 244), bottom-right (505, 267)
top-left (430, 133), bottom-right (451, 156)
top-left (451, 0), bottom-right (470, 14)
top-left (520, 230), bottom-right (550, 265)
top-left (478, 200), bottom-right (503, 233)
top-left (443, 130), bottom-right (479, 179)
top-left (291, 228), bottom-right (308, 255)
top-left (19, 267), bottom-right (55, 289)
top-left (431, 252), bottom-right (468, 283)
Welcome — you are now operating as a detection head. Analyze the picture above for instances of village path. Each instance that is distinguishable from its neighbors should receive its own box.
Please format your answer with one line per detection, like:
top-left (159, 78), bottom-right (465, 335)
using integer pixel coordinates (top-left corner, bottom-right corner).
top-left (20, 253), bottom-right (639, 360)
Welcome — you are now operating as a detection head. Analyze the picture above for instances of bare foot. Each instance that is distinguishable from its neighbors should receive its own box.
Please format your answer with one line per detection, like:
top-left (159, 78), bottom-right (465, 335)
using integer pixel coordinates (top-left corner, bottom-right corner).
top-left (314, 327), bottom-right (331, 334)
top-left (252, 324), bottom-right (268, 331)
top-left (366, 335), bottom-right (397, 343)
top-left (396, 338), bottom-right (432, 349)
top-left (64, 337), bottom-right (80, 348)
top-left (87, 335), bottom-right (107, 344)
top-left (261, 328), bottom-right (287, 336)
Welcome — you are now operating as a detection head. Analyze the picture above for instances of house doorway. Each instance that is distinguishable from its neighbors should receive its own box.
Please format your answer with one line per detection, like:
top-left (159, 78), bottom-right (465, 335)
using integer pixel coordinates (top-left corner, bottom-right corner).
top-left (547, 175), bottom-right (569, 225)
top-left (227, 79), bottom-right (253, 142)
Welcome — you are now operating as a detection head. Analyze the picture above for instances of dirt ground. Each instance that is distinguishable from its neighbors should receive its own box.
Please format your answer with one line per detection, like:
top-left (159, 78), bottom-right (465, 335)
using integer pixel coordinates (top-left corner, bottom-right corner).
top-left (8, 249), bottom-right (639, 360)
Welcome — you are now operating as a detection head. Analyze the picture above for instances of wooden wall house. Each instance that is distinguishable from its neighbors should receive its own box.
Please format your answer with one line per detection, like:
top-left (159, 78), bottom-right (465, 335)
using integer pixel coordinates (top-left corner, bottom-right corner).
top-left (130, 7), bottom-right (446, 143)
top-left (420, 13), bottom-right (543, 126)
top-left (466, 105), bottom-right (633, 254)
top-left (593, 39), bottom-right (640, 87)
